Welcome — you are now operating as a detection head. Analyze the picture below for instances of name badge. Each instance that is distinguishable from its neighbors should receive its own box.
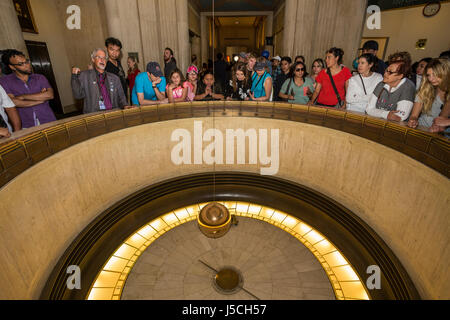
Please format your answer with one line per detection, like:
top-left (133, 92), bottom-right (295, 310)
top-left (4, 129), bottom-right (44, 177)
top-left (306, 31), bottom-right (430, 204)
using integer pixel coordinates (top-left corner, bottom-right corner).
top-left (99, 100), bottom-right (106, 110)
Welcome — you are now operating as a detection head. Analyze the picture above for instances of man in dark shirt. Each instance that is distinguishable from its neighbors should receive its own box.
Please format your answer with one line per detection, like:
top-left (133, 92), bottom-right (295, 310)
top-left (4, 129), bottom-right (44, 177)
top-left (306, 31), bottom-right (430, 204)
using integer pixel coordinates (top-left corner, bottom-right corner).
top-left (361, 40), bottom-right (387, 75)
top-left (164, 47), bottom-right (177, 79)
top-left (105, 37), bottom-right (128, 101)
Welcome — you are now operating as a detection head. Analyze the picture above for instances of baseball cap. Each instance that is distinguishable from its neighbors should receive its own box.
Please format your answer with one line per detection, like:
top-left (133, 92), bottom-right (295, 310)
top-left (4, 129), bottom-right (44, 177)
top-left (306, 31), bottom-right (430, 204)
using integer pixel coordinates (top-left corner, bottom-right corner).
top-left (146, 62), bottom-right (163, 77)
top-left (239, 52), bottom-right (247, 59)
top-left (361, 40), bottom-right (379, 51)
top-left (254, 62), bottom-right (266, 71)
top-left (261, 50), bottom-right (270, 59)
top-left (187, 65), bottom-right (198, 74)
top-left (271, 55), bottom-right (281, 62)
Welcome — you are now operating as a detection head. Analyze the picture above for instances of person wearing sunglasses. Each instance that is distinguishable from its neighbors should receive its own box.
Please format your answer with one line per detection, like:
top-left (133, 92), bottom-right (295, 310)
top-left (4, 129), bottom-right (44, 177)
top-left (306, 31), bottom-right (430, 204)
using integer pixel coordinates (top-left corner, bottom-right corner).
top-left (279, 61), bottom-right (314, 104)
top-left (0, 49), bottom-right (56, 129)
top-left (366, 51), bottom-right (416, 122)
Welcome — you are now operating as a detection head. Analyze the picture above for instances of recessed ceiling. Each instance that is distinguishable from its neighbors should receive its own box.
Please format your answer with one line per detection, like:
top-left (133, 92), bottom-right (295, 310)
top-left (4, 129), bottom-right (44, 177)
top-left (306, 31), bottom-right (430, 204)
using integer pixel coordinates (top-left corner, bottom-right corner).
top-left (216, 16), bottom-right (258, 27)
top-left (198, 0), bottom-right (282, 12)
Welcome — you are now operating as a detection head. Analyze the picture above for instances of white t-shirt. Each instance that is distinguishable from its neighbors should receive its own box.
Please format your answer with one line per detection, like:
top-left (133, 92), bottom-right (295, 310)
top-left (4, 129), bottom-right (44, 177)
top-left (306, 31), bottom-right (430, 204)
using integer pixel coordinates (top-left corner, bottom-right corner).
top-left (346, 72), bottom-right (383, 113)
top-left (0, 84), bottom-right (15, 133)
top-left (416, 75), bottom-right (422, 91)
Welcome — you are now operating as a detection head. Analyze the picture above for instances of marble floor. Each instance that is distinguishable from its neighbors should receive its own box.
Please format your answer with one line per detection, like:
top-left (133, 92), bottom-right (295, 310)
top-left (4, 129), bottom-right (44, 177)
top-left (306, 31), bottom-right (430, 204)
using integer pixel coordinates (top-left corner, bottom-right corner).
top-left (122, 217), bottom-right (335, 300)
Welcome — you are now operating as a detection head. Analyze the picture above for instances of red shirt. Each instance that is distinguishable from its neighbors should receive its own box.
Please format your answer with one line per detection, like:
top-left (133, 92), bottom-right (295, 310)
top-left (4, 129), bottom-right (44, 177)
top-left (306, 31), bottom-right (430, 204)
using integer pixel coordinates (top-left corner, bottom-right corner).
top-left (316, 67), bottom-right (352, 106)
top-left (127, 68), bottom-right (140, 94)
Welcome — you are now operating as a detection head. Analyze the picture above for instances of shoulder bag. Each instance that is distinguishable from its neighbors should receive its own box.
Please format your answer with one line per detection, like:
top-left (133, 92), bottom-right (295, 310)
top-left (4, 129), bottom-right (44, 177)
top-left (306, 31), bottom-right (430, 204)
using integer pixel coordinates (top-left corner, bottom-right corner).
top-left (327, 68), bottom-right (344, 108)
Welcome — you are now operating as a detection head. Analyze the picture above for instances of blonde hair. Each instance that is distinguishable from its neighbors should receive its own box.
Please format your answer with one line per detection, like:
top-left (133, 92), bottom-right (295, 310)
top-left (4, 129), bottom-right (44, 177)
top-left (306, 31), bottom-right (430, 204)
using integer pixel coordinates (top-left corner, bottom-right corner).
top-left (417, 59), bottom-right (450, 114)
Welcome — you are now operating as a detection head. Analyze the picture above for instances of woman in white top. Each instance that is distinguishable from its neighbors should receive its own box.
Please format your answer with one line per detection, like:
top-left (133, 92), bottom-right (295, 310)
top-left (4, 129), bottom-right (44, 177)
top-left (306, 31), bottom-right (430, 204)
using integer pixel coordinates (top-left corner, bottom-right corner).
top-left (0, 84), bottom-right (21, 138)
top-left (408, 58), bottom-right (450, 130)
top-left (346, 53), bottom-right (383, 113)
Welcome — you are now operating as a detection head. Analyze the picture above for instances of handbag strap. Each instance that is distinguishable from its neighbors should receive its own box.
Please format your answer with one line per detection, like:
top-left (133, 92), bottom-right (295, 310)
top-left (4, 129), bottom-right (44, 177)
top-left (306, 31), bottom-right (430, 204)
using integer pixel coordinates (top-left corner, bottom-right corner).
top-left (327, 68), bottom-right (343, 106)
top-left (284, 78), bottom-right (293, 95)
top-left (358, 73), bottom-right (367, 95)
top-left (252, 71), bottom-right (267, 92)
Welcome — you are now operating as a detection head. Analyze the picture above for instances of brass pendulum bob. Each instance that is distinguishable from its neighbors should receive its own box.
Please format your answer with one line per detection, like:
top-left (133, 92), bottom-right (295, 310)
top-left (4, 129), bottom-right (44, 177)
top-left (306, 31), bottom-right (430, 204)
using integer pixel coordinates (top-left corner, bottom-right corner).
top-left (197, 202), bottom-right (232, 238)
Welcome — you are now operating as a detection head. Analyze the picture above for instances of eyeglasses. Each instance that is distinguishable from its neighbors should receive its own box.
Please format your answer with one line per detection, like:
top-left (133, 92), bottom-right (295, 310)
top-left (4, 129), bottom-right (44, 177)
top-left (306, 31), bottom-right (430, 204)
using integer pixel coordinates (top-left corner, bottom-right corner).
top-left (95, 56), bottom-right (107, 61)
top-left (295, 68), bottom-right (305, 72)
top-left (11, 59), bottom-right (30, 66)
top-left (384, 70), bottom-right (398, 75)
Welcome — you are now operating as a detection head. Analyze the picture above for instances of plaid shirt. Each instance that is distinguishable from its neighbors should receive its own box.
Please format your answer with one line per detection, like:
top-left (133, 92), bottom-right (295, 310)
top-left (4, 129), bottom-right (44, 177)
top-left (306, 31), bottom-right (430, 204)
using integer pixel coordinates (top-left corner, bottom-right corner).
top-left (272, 66), bottom-right (282, 83)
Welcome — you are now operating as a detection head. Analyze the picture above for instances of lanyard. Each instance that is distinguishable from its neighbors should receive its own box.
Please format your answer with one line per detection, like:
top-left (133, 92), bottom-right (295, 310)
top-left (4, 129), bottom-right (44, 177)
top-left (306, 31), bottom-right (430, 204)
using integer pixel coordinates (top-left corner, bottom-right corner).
top-left (253, 72), bottom-right (267, 90)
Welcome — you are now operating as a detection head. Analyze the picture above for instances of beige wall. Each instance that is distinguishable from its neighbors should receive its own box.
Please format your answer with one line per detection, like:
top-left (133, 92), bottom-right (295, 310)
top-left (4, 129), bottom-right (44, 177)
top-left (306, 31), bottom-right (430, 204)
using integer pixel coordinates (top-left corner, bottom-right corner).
top-left (284, 0), bottom-right (367, 69)
top-left (188, 3), bottom-right (200, 35)
top-left (363, 2), bottom-right (450, 63)
top-left (0, 116), bottom-right (448, 299)
top-left (188, 3), bottom-right (201, 69)
top-left (0, 0), bottom-right (27, 54)
top-left (54, 0), bottom-right (107, 71)
top-left (21, 0), bottom-right (107, 112)
top-left (273, 3), bottom-right (285, 57)
top-left (23, 0), bottom-right (76, 112)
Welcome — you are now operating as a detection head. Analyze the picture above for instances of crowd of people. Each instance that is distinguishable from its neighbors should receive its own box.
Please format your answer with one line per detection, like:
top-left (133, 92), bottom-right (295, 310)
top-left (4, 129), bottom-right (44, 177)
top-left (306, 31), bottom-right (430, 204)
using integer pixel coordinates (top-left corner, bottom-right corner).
top-left (0, 38), bottom-right (449, 139)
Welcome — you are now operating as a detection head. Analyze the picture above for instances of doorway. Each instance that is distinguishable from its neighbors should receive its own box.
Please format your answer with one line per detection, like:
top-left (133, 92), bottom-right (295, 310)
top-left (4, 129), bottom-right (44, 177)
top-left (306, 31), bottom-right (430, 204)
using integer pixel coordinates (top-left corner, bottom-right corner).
top-left (25, 40), bottom-right (63, 116)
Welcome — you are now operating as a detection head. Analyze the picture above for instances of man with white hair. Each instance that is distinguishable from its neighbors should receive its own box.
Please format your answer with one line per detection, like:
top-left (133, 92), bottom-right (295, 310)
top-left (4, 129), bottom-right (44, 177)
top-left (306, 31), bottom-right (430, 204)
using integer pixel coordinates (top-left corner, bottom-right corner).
top-left (71, 48), bottom-right (129, 114)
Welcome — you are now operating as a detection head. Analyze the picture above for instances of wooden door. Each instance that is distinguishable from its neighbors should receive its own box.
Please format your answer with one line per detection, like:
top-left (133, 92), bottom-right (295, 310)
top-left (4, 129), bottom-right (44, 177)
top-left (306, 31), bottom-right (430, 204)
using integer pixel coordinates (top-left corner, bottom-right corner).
top-left (25, 40), bottom-right (63, 115)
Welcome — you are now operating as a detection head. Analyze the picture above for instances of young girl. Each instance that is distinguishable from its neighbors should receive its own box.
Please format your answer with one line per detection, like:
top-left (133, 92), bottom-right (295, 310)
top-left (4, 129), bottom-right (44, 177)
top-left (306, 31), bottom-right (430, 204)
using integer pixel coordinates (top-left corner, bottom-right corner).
top-left (226, 62), bottom-right (252, 101)
top-left (127, 56), bottom-right (140, 98)
top-left (408, 58), bottom-right (450, 129)
top-left (184, 65), bottom-right (198, 102)
top-left (310, 58), bottom-right (325, 83)
top-left (166, 69), bottom-right (188, 103)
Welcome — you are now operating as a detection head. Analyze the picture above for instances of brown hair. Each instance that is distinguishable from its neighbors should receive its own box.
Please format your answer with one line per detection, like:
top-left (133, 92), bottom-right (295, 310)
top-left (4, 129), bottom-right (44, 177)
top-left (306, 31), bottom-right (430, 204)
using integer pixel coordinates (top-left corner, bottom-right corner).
top-left (127, 56), bottom-right (138, 74)
top-left (388, 51), bottom-right (412, 77)
top-left (232, 62), bottom-right (250, 91)
top-left (168, 68), bottom-right (185, 86)
top-left (247, 53), bottom-right (257, 61)
top-left (326, 47), bottom-right (344, 64)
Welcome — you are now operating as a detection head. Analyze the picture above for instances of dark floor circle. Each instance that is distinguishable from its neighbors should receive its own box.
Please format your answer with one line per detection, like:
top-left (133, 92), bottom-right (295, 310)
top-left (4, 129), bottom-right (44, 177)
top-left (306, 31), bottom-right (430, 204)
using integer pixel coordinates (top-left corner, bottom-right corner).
top-left (213, 267), bottom-right (243, 295)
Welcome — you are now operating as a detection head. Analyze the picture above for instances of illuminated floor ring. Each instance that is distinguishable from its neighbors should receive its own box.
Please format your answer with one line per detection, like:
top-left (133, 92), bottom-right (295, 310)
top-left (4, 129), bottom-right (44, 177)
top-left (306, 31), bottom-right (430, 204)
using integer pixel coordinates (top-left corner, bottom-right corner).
top-left (87, 201), bottom-right (370, 300)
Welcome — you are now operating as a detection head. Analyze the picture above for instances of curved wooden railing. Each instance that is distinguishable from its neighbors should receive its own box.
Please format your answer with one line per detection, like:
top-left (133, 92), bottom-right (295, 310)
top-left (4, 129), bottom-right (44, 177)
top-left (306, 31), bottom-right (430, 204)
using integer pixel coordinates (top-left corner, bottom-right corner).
top-left (0, 101), bottom-right (448, 190)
